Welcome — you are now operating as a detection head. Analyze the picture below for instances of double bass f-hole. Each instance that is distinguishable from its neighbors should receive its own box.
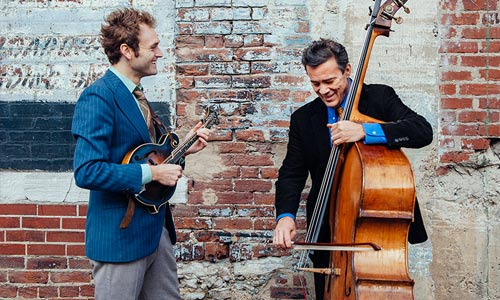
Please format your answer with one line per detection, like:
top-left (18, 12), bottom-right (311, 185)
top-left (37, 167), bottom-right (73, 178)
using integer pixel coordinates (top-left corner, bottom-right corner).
top-left (341, 251), bottom-right (351, 297)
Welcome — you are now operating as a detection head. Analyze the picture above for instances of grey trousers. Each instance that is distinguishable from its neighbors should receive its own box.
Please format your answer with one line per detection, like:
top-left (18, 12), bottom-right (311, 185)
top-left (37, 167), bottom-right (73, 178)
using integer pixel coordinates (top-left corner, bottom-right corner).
top-left (90, 228), bottom-right (180, 300)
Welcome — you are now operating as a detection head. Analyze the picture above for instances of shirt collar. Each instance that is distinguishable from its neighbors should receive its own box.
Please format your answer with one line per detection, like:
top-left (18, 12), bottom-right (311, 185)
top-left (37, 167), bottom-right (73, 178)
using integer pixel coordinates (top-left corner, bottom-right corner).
top-left (109, 66), bottom-right (139, 93)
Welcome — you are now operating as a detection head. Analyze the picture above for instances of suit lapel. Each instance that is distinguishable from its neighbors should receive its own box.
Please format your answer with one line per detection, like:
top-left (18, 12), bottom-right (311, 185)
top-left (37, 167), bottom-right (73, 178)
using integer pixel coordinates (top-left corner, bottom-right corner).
top-left (103, 70), bottom-right (151, 142)
top-left (309, 98), bottom-right (331, 159)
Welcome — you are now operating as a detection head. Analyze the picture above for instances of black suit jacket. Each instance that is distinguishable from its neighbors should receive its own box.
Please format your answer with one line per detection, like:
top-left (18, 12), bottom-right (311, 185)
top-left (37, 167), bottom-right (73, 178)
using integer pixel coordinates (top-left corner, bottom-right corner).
top-left (275, 83), bottom-right (433, 244)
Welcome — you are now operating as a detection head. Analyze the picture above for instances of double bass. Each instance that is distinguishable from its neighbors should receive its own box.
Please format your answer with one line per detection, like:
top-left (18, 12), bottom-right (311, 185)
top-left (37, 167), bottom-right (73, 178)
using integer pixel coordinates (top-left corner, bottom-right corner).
top-left (296, 1), bottom-right (416, 299)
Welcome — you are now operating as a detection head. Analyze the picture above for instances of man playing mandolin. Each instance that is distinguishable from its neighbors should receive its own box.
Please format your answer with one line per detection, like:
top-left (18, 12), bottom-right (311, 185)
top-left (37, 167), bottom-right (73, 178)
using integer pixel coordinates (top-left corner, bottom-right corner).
top-left (72, 8), bottom-right (210, 300)
top-left (273, 39), bottom-right (432, 300)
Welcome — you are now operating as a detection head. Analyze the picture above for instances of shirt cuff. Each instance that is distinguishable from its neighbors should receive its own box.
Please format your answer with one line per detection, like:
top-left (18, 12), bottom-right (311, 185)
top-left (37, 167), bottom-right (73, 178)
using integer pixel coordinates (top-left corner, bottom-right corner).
top-left (276, 213), bottom-right (296, 223)
top-left (362, 123), bottom-right (387, 144)
top-left (141, 164), bottom-right (153, 185)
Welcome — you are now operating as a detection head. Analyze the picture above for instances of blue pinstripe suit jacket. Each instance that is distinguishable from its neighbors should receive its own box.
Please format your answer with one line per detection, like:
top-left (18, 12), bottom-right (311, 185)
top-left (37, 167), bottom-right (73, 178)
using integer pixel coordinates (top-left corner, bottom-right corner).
top-left (72, 70), bottom-right (176, 262)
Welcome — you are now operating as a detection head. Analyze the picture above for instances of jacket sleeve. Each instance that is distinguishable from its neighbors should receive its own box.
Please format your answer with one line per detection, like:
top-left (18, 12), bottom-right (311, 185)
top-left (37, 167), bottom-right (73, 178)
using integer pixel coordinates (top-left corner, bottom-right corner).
top-left (374, 85), bottom-right (433, 149)
top-left (72, 84), bottom-right (143, 194)
top-left (275, 112), bottom-right (309, 217)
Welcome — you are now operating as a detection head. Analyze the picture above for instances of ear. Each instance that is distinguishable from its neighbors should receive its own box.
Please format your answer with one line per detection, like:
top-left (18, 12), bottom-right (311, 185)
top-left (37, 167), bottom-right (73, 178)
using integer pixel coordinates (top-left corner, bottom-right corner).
top-left (119, 44), bottom-right (133, 60)
top-left (345, 63), bottom-right (351, 77)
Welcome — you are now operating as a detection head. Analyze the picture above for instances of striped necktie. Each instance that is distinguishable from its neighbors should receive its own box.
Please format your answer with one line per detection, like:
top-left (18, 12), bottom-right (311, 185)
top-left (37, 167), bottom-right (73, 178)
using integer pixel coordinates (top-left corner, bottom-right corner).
top-left (133, 87), bottom-right (156, 142)
top-left (337, 106), bottom-right (344, 120)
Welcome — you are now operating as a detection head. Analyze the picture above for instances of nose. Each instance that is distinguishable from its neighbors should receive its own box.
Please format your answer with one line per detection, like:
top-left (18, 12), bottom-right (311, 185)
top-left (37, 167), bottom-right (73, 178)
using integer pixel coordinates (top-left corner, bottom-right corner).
top-left (154, 46), bottom-right (163, 58)
top-left (318, 84), bottom-right (329, 95)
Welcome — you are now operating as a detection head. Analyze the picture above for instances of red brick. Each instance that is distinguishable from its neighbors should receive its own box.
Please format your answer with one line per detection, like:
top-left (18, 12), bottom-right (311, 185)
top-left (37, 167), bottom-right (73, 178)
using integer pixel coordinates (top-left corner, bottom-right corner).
top-left (462, 55), bottom-right (500, 67)
top-left (439, 41), bottom-right (478, 53)
top-left (175, 217), bottom-right (211, 230)
top-left (479, 97), bottom-right (500, 108)
top-left (235, 130), bottom-right (266, 142)
top-left (439, 151), bottom-right (472, 163)
top-left (176, 35), bottom-right (204, 48)
top-left (463, 0), bottom-right (497, 11)
top-left (78, 205), bottom-right (88, 217)
top-left (0, 217), bottom-right (20, 228)
top-left (213, 217), bottom-right (252, 230)
top-left (50, 271), bottom-right (91, 283)
top-left (59, 286), bottom-right (80, 297)
top-left (479, 124), bottom-right (500, 135)
top-left (177, 76), bottom-right (195, 89)
top-left (0, 204), bottom-right (36, 215)
top-left (241, 166), bottom-right (259, 178)
top-left (22, 217), bottom-right (60, 229)
top-left (261, 167), bottom-right (278, 179)
top-left (176, 64), bottom-right (209, 76)
top-left (67, 244), bottom-right (86, 256)
top-left (0, 243), bottom-right (25, 255)
top-left (17, 286), bottom-right (36, 298)
top-left (27, 257), bottom-right (67, 269)
top-left (68, 258), bottom-right (92, 269)
top-left (9, 271), bottom-right (49, 284)
top-left (462, 138), bottom-right (491, 150)
top-left (441, 98), bottom-right (473, 109)
top-left (27, 244), bottom-right (65, 256)
top-left (6, 230), bottom-right (45, 242)
top-left (234, 154), bottom-right (273, 166)
top-left (458, 111), bottom-right (488, 122)
top-left (215, 192), bottom-right (253, 204)
top-left (234, 179), bottom-right (273, 192)
top-left (217, 142), bottom-right (247, 153)
top-left (80, 284), bottom-right (95, 297)
top-left (441, 13), bottom-right (480, 25)
top-left (274, 75), bottom-right (307, 87)
top-left (38, 205), bottom-right (77, 216)
top-left (254, 218), bottom-right (276, 230)
top-left (0, 256), bottom-right (24, 268)
top-left (254, 193), bottom-right (274, 205)
top-left (481, 41), bottom-right (500, 53)
top-left (205, 242), bottom-right (229, 261)
top-left (460, 83), bottom-right (500, 96)
top-left (177, 23), bottom-right (193, 35)
top-left (191, 179), bottom-right (233, 192)
top-left (441, 71), bottom-right (472, 81)
top-left (439, 84), bottom-right (456, 95)
top-left (62, 217), bottom-right (86, 230)
top-left (38, 286), bottom-right (58, 298)
top-left (46, 231), bottom-right (84, 243)
top-left (480, 69), bottom-right (500, 81)
top-left (205, 35), bottom-right (224, 48)
top-left (462, 27), bottom-right (500, 39)
top-left (0, 285), bottom-right (18, 299)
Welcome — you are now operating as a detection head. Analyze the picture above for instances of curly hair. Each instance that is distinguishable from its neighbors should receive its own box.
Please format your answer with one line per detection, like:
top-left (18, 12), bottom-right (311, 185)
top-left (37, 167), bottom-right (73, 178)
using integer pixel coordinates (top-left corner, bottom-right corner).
top-left (100, 8), bottom-right (157, 64)
top-left (301, 38), bottom-right (349, 73)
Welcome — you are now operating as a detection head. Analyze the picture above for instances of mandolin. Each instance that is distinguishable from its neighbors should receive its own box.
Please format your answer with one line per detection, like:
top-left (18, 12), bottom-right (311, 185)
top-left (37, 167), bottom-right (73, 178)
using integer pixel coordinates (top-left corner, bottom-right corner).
top-left (122, 107), bottom-right (218, 213)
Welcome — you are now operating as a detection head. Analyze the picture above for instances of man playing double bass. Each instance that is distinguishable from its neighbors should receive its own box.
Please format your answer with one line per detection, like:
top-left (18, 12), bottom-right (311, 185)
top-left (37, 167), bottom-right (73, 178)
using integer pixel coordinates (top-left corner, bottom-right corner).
top-left (272, 38), bottom-right (432, 300)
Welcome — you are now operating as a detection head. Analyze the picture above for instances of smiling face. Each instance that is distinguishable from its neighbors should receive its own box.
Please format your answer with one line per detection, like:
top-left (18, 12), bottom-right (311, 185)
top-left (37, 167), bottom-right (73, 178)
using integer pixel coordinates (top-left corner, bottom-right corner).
top-left (128, 24), bottom-right (163, 80)
top-left (306, 57), bottom-right (351, 108)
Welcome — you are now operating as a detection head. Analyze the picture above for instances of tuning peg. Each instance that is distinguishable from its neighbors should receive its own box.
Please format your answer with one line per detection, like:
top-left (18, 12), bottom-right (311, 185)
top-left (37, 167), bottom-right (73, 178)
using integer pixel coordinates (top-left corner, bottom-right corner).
top-left (394, 0), bottom-right (411, 14)
top-left (381, 10), bottom-right (403, 24)
top-left (368, 6), bottom-right (372, 16)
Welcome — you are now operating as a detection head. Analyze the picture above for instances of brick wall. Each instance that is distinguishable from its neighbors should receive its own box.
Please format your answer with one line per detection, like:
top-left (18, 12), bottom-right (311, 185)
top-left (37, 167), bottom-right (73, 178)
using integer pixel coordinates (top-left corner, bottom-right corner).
top-left (438, 0), bottom-right (500, 168)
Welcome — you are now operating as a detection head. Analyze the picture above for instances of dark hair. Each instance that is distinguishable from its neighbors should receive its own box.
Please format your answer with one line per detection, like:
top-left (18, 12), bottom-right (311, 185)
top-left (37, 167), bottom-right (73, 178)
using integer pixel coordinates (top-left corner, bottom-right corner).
top-left (301, 38), bottom-right (349, 73)
top-left (100, 8), bottom-right (157, 64)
